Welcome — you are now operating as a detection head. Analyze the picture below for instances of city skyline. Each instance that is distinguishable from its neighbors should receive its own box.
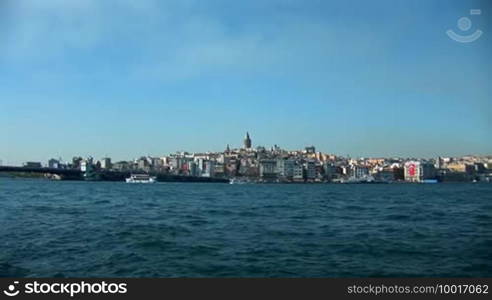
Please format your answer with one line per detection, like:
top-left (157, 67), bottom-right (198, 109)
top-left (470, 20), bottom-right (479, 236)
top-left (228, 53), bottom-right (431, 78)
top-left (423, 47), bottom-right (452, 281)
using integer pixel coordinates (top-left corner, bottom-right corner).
top-left (4, 131), bottom-right (490, 184)
top-left (2, 131), bottom-right (491, 167)
top-left (1, 0), bottom-right (491, 165)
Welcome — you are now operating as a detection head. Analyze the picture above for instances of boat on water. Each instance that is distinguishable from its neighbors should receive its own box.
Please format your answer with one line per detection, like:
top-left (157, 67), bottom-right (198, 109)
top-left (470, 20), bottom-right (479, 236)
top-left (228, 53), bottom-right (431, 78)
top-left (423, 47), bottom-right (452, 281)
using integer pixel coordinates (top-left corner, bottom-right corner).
top-left (422, 179), bottom-right (438, 184)
top-left (229, 178), bottom-right (252, 184)
top-left (341, 175), bottom-right (387, 184)
top-left (125, 174), bottom-right (157, 183)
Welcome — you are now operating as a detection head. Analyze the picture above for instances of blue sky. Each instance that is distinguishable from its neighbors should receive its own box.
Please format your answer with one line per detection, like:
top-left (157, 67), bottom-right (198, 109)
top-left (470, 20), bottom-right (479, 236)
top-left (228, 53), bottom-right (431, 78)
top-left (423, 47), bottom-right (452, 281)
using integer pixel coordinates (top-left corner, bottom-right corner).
top-left (1, 0), bottom-right (491, 165)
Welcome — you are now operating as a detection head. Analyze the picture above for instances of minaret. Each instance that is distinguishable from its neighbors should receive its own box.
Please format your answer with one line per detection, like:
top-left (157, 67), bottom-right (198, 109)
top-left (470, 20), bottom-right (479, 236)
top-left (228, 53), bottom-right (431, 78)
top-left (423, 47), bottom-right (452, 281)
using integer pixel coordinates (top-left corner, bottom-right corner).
top-left (244, 132), bottom-right (252, 149)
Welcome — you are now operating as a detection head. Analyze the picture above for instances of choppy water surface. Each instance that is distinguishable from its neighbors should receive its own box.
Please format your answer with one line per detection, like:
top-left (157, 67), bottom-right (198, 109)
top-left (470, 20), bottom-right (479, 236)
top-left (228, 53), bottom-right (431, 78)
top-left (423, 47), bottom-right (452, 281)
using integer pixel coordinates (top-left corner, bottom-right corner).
top-left (1, 179), bottom-right (491, 277)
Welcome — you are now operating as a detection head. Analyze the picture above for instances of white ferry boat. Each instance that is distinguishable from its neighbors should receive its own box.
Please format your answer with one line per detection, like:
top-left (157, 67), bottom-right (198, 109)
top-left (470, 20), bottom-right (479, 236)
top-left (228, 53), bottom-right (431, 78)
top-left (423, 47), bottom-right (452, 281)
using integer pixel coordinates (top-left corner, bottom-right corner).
top-left (125, 174), bottom-right (157, 183)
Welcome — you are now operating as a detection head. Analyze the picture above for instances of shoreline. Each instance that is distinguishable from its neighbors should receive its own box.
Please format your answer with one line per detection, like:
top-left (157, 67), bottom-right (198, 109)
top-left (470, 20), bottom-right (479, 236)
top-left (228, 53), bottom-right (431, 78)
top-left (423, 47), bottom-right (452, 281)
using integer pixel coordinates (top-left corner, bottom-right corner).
top-left (0, 174), bottom-right (487, 184)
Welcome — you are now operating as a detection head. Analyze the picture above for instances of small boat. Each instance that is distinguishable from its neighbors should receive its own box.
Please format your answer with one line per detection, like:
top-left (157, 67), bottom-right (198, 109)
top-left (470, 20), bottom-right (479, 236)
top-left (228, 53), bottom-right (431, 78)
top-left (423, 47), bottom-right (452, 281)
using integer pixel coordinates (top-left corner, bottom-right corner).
top-left (229, 178), bottom-right (251, 184)
top-left (125, 174), bottom-right (156, 183)
top-left (422, 179), bottom-right (438, 184)
top-left (342, 175), bottom-right (380, 184)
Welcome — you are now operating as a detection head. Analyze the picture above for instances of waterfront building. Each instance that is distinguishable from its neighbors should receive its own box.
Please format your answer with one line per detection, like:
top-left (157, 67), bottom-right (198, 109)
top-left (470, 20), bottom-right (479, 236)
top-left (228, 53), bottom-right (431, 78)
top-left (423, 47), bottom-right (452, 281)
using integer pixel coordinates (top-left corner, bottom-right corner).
top-left (241, 165), bottom-right (259, 177)
top-left (438, 170), bottom-right (471, 182)
top-left (351, 165), bottom-right (369, 179)
top-left (238, 163), bottom-right (249, 176)
top-left (202, 160), bottom-right (215, 177)
top-left (446, 162), bottom-right (475, 175)
top-left (80, 158), bottom-right (93, 172)
top-left (217, 154), bottom-right (227, 164)
top-left (341, 165), bottom-right (350, 176)
top-left (293, 163), bottom-right (304, 181)
top-left (446, 162), bottom-right (467, 173)
top-left (404, 161), bottom-right (420, 182)
top-left (70, 157), bottom-right (83, 169)
top-left (214, 163), bottom-right (226, 177)
top-left (161, 156), bottom-right (171, 166)
top-left (393, 166), bottom-right (405, 181)
top-left (225, 160), bottom-right (239, 176)
top-left (404, 161), bottom-right (436, 182)
top-left (306, 161), bottom-right (316, 180)
top-left (187, 161), bottom-right (198, 176)
top-left (169, 157), bottom-right (183, 171)
top-left (259, 159), bottom-right (278, 179)
top-left (436, 156), bottom-right (444, 169)
top-left (48, 159), bottom-right (60, 169)
top-left (473, 163), bottom-right (486, 174)
top-left (100, 157), bottom-right (112, 170)
top-left (150, 157), bottom-right (163, 169)
top-left (323, 162), bottom-right (337, 180)
top-left (136, 157), bottom-right (150, 171)
top-left (194, 158), bottom-right (206, 175)
top-left (375, 168), bottom-right (395, 182)
top-left (113, 161), bottom-right (130, 171)
top-left (278, 159), bottom-right (295, 179)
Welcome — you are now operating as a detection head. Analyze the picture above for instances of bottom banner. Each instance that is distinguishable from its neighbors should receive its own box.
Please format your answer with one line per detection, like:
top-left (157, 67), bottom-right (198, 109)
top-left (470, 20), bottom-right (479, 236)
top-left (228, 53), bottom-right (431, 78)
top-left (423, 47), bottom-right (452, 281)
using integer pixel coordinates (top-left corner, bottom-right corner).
top-left (0, 278), bottom-right (490, 299)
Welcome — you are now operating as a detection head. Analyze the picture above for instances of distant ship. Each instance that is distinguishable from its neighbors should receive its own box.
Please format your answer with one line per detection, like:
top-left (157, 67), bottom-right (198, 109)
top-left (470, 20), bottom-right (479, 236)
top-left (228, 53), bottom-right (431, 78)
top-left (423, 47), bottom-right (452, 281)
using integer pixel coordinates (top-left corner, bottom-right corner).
top-left (125, 174), bottom-right (156, 183)
top-left (341, 175), bottom-right (388, 184)
top-left (229, 178), bottom-right (252, 184)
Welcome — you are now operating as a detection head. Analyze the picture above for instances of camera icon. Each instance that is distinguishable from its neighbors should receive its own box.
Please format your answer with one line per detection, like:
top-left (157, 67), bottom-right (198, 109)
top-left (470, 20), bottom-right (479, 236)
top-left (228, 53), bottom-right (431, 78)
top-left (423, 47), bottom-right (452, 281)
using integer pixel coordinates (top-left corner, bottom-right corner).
top-left (3, 281), bottom-right (20, 297)
top-left (447, 9), bottom-right (483, 43)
